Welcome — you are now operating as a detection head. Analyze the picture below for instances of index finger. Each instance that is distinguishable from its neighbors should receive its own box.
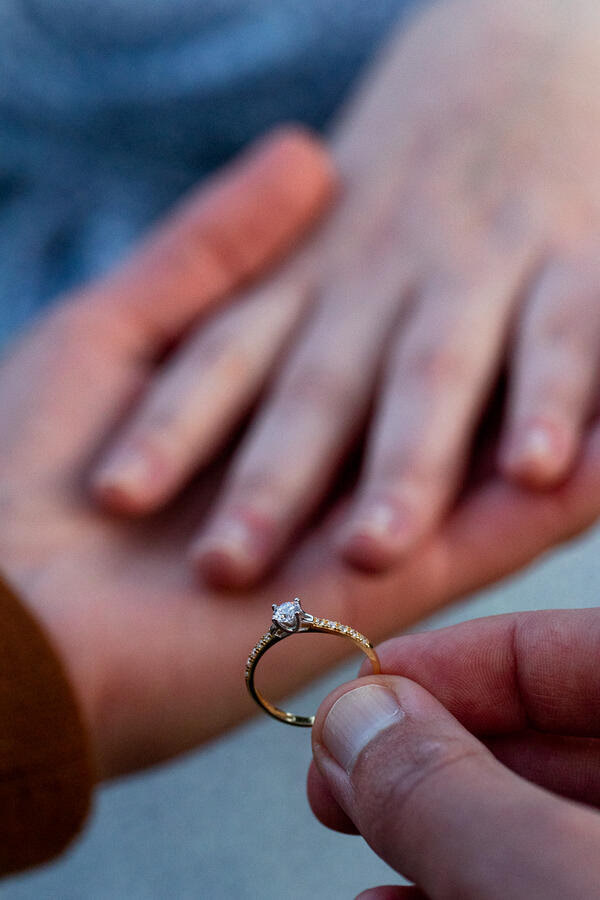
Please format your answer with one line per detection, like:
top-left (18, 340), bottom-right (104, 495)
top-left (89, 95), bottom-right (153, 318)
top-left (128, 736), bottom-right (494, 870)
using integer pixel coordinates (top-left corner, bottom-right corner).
top-left (364, 609), bottom-right (600, 737)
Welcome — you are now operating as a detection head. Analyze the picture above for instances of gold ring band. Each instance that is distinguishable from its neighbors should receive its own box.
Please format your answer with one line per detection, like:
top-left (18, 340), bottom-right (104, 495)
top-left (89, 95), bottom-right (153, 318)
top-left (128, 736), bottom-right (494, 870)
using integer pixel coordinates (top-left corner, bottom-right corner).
top-left (245, 598), bottom-right (381, 726)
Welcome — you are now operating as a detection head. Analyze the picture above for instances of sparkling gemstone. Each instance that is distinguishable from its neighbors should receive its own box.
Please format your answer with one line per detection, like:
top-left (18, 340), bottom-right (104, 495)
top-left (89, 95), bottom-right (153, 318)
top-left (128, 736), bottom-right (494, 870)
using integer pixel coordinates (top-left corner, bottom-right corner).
top-left (273, 600), bottom-right (301, 627)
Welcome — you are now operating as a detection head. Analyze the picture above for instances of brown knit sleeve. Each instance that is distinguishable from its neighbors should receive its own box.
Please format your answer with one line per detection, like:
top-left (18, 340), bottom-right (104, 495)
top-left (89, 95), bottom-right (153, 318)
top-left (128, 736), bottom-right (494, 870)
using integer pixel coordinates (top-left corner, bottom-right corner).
top-left (0, 574), bottom-right (94, 876)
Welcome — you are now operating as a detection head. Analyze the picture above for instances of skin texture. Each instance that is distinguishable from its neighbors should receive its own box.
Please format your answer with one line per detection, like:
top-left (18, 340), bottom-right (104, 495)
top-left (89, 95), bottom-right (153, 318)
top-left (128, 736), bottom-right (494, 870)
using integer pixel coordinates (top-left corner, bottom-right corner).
top-left (309, 610), bottom-right (600, 899)
top-left (4, 122), bottom-right (600, 783)
top-left (91, 0), bottom-right (600, 586)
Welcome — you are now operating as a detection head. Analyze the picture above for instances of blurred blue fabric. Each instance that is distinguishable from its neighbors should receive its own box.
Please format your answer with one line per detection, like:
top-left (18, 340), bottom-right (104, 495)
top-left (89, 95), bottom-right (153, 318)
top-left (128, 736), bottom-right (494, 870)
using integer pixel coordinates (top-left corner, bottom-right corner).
top-left (0, 0), bottom-right (419, 338)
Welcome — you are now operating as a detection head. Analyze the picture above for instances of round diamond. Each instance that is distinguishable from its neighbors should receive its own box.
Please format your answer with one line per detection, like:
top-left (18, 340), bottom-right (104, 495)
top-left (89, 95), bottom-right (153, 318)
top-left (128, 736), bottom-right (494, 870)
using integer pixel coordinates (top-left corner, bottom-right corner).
top-left (273, 600), bottom-right (301, 627)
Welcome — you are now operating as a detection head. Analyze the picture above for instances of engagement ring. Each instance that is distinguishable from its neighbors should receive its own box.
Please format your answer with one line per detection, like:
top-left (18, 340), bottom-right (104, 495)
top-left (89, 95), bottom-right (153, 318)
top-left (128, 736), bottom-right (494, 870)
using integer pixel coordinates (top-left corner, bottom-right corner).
top-left (245, 598), bottom-right (381, 726)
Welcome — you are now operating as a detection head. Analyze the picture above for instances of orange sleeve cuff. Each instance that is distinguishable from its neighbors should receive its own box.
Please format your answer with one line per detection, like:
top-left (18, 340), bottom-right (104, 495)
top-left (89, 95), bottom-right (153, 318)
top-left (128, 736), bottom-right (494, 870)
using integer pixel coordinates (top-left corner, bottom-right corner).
top-left (0, 574), bottom-right (94, 876)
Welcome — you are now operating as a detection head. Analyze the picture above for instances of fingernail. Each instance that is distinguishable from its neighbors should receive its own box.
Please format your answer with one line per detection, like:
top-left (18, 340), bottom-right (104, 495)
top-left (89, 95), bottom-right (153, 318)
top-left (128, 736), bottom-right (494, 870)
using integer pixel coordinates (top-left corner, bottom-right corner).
top-left (347, 500), bottom-right (413, 542)
top-left (193, 517), bottom-right (256, 565)
top-left (93, 448), bottom-right (150, 495)
top-left (339, 500), bottom-right (417, 570)
top-left (518, 424), bottom-right (555, 464)
top-left (323, 685), bottom-right (403, 774)
top-left (353, 501), bottom-right (397, 536)
top-left (504, 422), bottom-right (568, 484)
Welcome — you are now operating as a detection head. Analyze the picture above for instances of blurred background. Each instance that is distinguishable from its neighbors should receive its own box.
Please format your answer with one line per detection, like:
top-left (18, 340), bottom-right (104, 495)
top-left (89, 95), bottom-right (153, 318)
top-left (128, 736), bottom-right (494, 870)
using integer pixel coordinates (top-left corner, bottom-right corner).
top-left (6, 524), bottom-right (599, 899)
top-left (0, 0), bottom-right (419, 335)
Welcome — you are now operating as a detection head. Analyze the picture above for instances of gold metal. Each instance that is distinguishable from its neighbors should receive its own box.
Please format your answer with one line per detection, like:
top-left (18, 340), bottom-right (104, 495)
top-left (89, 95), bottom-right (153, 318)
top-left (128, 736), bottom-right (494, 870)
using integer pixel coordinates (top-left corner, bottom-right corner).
top-left (245, 599), bottom-right (381, 726)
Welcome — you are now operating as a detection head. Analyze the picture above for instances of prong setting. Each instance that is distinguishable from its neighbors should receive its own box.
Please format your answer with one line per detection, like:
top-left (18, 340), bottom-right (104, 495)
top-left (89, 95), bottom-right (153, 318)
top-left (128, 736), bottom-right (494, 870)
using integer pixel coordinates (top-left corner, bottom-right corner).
top-left (271, 598), bottom-right (310, 635)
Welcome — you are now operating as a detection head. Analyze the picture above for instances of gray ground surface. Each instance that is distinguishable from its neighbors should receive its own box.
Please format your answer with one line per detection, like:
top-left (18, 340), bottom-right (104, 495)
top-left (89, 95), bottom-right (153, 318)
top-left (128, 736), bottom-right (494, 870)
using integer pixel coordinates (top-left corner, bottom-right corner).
top-left (5, 527), bottom-right (599, 900)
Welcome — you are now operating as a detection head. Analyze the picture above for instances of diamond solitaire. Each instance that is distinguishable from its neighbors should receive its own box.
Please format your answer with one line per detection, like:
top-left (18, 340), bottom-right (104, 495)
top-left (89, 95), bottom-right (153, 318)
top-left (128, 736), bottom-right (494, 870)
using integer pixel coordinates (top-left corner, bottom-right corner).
top-left (271, 598), bottom-right (310, 634)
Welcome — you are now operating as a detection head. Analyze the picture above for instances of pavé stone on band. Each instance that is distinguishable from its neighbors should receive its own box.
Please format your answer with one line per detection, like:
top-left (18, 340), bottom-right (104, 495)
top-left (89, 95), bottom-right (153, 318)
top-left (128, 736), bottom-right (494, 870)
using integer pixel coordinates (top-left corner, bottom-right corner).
top-left (245, 598), bottom-right (381, 726)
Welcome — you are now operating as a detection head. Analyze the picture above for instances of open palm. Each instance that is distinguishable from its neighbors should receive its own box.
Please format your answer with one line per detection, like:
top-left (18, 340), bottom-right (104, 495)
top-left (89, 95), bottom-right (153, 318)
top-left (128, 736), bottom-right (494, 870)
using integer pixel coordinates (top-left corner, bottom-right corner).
top-left (1, 127), bottom-right (599, 782)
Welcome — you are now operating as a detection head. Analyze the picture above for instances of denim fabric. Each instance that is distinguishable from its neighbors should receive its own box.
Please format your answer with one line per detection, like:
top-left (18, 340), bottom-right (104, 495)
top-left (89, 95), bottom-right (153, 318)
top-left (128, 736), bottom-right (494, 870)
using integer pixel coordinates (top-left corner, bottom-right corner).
top-left (0, 0), bottom-right (420, 339)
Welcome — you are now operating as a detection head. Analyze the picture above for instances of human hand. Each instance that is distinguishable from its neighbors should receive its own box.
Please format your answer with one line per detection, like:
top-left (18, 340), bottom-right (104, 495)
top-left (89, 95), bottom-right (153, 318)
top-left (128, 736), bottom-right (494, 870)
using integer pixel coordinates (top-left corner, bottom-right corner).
top-left (4, 116), bottom-right (600, 790)
top-left (0, 125), bottom-right (340, 778)
top-left (309, 609), bottom-right (600, 899)
top-left (91, 0), bottom-right (600, 586)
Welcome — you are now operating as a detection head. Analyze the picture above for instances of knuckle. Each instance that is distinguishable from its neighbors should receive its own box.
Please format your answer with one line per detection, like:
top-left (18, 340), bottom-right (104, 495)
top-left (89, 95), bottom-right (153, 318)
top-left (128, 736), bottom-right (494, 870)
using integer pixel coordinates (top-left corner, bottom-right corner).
top-left (533, 300), bottom-right (583, 348)
top-left (529, 370), bottom-right (583, 414)
top-left (529, 257), bottom-right (600, 351)
top-left (220, 469), bottom-right (287, 524)
top-left (229, 468), bottom-right (274, 499)
top-left (280, 363), bottom-right (358, 415)
top-left (125, 426), bottom-right (175, 469)
top-left (129, 398), bottom-right (198, 461)
top-left (400, 340), bottom-right (470, 389)
top-left (374, 452), bottom-right (432, 489)
top-left (137, 405), bottom-right (177, 440)
top-left (523, 314), bottom-right (595, 399)
top-left (373, 432), bottom-right (457, 489)
top-left (482, 194), bottom-right (532, 253)
top-left (539, 313), bottom-right (593, 364)
top-left (192, 321), bottom-right (244, 368)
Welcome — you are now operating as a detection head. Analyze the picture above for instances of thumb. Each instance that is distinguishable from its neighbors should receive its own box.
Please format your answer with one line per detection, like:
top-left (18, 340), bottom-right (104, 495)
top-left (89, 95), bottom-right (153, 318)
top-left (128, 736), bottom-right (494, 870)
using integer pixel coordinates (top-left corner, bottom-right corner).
top-left (312, 676), bottom-right (600, 900)
top-left (76, 125), bottom-right (336, 351)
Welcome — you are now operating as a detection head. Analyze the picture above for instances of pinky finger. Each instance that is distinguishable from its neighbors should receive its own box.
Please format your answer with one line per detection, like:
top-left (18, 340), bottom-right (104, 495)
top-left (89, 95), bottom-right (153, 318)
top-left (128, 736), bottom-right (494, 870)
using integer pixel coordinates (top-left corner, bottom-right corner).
top-left (500, 253), bottom-right (600, 488)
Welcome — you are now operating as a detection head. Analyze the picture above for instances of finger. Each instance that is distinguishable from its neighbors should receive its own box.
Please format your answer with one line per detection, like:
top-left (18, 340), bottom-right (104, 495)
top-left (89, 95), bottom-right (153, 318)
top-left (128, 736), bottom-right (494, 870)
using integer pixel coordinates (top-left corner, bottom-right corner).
top-left (75, 126), bottom-right (335, 354)
top-left (312, 676), bottom-right (600, 898)
top-left (309, 613), bottom-right (600, 837)
top-left (339, 260), bottom-right (532, 571)
top-left (191, 253), bottom-right (413, 588)
top-left (91, 274), bottom-right (309, 513)
top-left (307, 758), bottom-right (358, 834)
top-left (278, 420), bottom-right (600, 726)
top-left (87, 413), bottom-right (600, 774)
top-left (364, 608), bottom-right (600, 738)
top-left (500, 254), bottom-right (600, 487)
top-left (487, 732), bottom-right (600, 808)
top-left (310, 733), bottom-right (600, 840)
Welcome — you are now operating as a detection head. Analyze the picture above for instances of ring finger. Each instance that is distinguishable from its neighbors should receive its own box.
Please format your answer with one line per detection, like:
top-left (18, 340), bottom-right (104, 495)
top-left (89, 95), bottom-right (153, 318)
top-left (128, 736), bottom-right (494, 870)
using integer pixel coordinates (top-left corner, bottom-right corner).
top-left (338, 252), bottom-right (536, 571)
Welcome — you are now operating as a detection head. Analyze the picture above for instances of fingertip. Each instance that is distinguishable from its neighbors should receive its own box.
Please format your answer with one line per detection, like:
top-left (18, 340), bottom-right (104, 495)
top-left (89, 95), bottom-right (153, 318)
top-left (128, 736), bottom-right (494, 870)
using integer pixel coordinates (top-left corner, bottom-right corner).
top-left (500, 421), bottom-right (574, 489)
top-left (91, 439), bottom-right (179, 514)
top-left (190, 516), bottom-right (271, 589)
top-left (189, 506), bottom-right (277, 590)
top-left (192, 545), bottom-right (260, 590)
top-left (260, 122), bottom-right (339, 200)
top-left (338, 532), bottom-right (399, 573)
top-left (306, 760), bottom-right (358, 835)
top-left (337, 500), bottom-right (417, 572)
top-left (91, 473), bottom-right (154, 517)
top-left (91, 479), bottom-right (140, 515)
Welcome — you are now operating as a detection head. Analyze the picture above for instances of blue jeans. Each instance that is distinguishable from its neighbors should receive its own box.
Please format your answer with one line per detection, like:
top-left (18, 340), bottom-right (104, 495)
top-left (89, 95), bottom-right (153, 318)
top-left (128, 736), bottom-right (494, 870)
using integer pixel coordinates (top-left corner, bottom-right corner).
top-left (0, 0), bottom-right (419, 341)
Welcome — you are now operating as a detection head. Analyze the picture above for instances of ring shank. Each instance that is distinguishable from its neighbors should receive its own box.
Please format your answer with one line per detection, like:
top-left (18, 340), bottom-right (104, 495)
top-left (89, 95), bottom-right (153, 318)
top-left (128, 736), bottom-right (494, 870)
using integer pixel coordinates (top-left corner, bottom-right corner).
top-left (245, 620), bottom-right (381, 727)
